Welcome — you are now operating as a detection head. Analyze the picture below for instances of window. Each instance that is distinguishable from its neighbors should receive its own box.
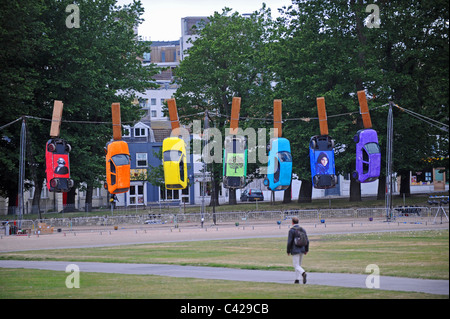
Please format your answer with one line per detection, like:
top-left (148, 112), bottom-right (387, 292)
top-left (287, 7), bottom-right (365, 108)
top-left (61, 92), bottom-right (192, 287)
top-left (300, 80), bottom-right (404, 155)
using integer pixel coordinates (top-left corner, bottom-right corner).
top-left (136, 153), bottom-right (147, 167)
top-left (277, 151), bottom-right (292, 162)
top-left (164, 150), bottom-right (182, 161)
top-left (123, 126), bottom-right (130, 137)
top-left (273, 158), bottom-right (280, 183)
top-left (151, 110), bottom-right (157, 117)
top-left (364, 142), bottom-right (380, 154)
top-left (133, 123), bottom-right (150, 138)
top-left (112, 154), bottom-right (130, 166)
top-left (151, 98), bottom-right (156, 105)
top-left (226, 138), bottom-right (245, 154)
top-left (181, 186), bottom-right (189, 203)
top-left (362, 148), bottom-right (369, 163)
top-left (135, 127), bottom-right (147, 137)
top-left (160, 186), bottom-right (179, 201)
top-left (139, 99), bottom-right (148, 107)
top-left (129, 184), bottom-right (145, 205)
top-left (362, 148), bottom-right (369, 174)
top-left (179, 157), bottom-right (185, 182)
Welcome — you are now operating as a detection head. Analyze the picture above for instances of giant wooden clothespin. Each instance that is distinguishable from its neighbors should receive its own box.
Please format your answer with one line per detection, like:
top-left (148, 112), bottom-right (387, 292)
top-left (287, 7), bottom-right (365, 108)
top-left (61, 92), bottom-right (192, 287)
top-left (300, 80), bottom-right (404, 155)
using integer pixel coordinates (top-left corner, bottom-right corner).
top-left (50, 100), bottom-right (64, 137)
top-left (111, 103), bottom-right (122, 140)
top-left (316, 97), bottom-right (329, 136)
top-left (357, 90), bottom-right (373, 129)
top-left (229, 97), bottom-right (241, 135)
top-left (167, 98), bottom-right (182, 136)
top-left (273, 99), bottom-right (282, 138)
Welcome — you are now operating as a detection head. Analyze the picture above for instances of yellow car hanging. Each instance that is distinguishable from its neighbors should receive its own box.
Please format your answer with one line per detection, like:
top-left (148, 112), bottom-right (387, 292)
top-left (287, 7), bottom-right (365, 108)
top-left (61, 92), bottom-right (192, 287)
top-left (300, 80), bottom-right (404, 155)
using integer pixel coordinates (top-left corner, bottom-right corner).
top-left (162, 99), bottom-right (188, 190)
top-left (163, 137), bottom-right (188, 190)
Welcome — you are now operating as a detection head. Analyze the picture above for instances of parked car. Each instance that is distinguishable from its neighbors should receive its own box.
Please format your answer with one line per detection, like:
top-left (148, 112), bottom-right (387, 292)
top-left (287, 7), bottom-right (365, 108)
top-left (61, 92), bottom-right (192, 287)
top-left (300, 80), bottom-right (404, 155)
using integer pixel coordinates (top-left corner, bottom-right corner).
top-left (263, 137), bottom-right (292, 191)
top-left (309, 135), bottom-right (337, 189)
top-left (163, 137), bottom-right (188, 190)
top-left (223, 135), bottom-right (247, 189)
top-left (45, 138), bottom-right (73, 192)
top-left (104, 140), bottom-right (131, 194)
top-left (353, 129), bottom-right (381, 183)
top-left (240, 189), bottom-right (264, 202)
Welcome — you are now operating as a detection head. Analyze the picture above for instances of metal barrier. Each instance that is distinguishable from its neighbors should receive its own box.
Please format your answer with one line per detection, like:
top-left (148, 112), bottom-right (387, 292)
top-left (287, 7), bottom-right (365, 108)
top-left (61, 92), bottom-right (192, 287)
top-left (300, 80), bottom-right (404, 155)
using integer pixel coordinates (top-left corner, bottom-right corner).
top-left (2, 206), bottom-right (448, 233)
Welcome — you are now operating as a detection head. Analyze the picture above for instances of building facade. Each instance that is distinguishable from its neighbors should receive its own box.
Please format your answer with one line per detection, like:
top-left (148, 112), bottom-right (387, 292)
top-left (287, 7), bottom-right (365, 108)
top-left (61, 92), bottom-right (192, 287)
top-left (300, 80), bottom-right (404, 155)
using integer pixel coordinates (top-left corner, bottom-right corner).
top-left (180, 17), bottom-right (209, 60)
top-left (119, 120), bottom-right (195, 207)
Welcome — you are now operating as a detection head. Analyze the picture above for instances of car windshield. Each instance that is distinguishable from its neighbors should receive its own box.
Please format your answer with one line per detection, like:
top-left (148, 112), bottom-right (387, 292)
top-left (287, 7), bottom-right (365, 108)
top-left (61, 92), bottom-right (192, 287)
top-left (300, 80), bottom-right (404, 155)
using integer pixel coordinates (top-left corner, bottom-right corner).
top-left (364, 142), bottom-right (380, 154)
top-left (251, 190), bottom-right (262, 194)
top-left (164, 150), bottom-right (182, 162)
top-left (231, 139), bottom-right (245, 153)
top-left (55, 142), bottom-right (66, 154)
top-left (277, 151), bottom-right (292, 162)
top-left (112, 154), bottom-right (130, 166)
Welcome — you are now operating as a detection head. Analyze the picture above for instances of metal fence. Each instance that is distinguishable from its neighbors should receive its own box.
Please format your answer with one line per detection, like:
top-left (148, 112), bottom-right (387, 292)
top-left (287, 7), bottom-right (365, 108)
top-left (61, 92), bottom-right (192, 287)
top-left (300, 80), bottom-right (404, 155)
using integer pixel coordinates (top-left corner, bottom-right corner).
top-left (2, 205), bottom-right (447, 236)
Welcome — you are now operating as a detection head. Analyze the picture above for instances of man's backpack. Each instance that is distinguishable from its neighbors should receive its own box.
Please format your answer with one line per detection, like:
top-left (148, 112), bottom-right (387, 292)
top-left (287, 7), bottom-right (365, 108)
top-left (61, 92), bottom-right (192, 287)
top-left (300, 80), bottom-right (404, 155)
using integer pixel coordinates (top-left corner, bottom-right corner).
top-left (294, 227), bottom-right (308, 247)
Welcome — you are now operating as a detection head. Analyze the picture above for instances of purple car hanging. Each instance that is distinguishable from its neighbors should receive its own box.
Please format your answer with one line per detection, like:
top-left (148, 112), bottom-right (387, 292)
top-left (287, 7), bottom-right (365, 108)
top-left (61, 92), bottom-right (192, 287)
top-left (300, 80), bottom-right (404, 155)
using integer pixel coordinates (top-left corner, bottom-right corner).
top-left (352, 91), bottom-right (381, 183)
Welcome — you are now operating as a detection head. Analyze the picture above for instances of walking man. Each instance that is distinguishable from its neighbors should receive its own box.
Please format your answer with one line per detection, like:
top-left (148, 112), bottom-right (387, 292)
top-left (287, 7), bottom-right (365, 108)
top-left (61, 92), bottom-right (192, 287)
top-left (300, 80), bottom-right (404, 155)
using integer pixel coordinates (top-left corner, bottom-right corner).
top-left (287, 217), bottom-right (309, 284)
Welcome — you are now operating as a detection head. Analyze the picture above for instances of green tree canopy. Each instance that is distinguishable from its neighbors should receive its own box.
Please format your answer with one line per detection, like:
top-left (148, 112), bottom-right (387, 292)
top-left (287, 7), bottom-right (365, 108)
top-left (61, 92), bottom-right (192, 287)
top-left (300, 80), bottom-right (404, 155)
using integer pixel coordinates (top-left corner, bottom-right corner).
top-left (271, 0), bottom-right (448, 201)
top-left (173, 7), bottom-right (276, 204)
top-left (0, 0), bottom-right (160, 213)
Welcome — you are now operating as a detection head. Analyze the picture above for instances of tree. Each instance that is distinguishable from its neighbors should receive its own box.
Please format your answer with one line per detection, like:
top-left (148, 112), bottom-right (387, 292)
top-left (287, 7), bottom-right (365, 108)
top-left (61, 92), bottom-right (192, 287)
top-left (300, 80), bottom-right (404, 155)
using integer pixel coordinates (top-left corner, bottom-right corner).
top-left (173, 7), bottom-right (275, 205)
top-left (271, 0), bottom-right (448, 203)
top-left (0, 0), bottom-right (159, 213)
top-left (146, 149), bottom-right (165, 189)
top-left (0, 0), bottom-right (48, 213)
top-left (271, 1), bottom-right (373, 202)
top-left (366, 0), bottom-right (449, 197)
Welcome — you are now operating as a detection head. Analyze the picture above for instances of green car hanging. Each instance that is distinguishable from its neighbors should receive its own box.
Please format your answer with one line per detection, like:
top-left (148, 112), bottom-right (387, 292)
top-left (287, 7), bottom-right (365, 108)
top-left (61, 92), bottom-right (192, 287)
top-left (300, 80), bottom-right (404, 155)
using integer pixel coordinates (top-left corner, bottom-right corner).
top-left (223, 97), bottom-right (248, 189)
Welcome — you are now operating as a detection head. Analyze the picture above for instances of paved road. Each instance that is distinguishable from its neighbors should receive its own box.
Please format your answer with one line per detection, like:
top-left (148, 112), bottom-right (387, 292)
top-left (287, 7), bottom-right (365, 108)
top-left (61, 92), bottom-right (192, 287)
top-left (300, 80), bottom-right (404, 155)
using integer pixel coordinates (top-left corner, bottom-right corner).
top-left (1, 260), bottom-right (448, 296)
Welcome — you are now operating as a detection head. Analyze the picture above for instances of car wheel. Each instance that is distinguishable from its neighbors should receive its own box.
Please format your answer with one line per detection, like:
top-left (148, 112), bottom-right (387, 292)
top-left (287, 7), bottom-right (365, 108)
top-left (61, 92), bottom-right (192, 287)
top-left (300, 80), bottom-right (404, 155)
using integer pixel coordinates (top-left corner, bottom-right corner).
top-left (50, 178), bottom-right (59, 188)
top-left (103, 182), bottom-right (108, 190)
top-left (310, 139), bottom-right (317, 150)
top-left (353, 134), bottom-right (359, 143)
top-left (47, 143), bottom-right (56, 152)
top-left (352, 170), bottom-right (359, 180)
top-left (65, 143), bottom-right (72, 153)
top-left (313, 175), bottom-right (320, 186)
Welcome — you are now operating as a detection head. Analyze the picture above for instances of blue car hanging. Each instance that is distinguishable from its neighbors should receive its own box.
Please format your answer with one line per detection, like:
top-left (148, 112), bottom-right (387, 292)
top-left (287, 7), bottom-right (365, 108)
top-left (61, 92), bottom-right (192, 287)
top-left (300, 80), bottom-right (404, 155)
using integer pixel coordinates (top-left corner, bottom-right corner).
top-left (309, 97), bottom-right (337, 189)
top-left (265, 137), bottom-right (293, 191)
top-left (263, 100), bottom-right (293, 191)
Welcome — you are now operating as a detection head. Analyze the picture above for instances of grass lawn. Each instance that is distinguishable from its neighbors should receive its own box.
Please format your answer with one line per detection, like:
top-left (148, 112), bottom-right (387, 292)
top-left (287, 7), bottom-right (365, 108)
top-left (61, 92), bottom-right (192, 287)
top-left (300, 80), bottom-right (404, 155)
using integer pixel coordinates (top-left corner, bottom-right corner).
top-left (1, 230), bottom-right (448, 279)
top-left (0, 230), bottom-right (448, 299)
top-left (0, 268), bottom-right (444, 299)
